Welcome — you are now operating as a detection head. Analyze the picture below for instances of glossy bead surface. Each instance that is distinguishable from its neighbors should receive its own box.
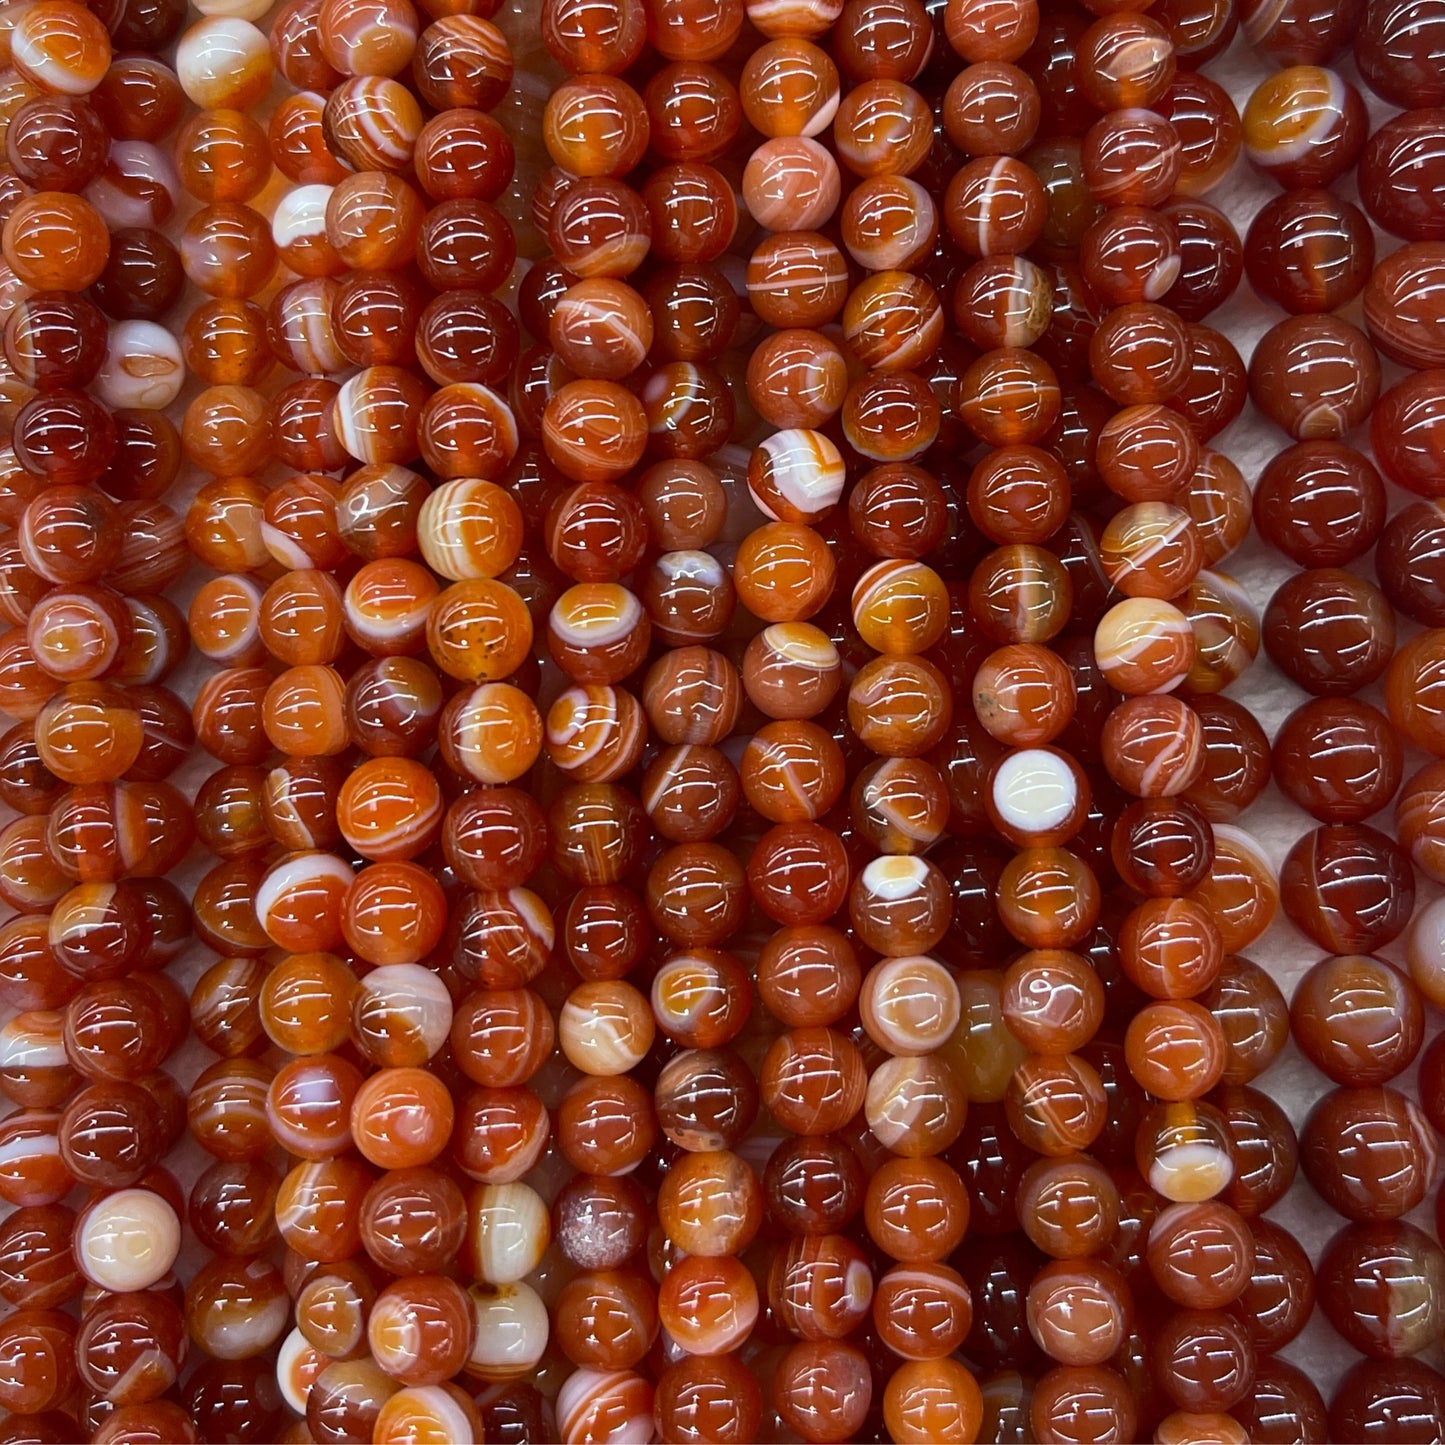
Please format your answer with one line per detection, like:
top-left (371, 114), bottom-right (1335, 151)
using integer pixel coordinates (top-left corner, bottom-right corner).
top-left (1359, 107), bottom-right (1445, 242)
top-left (1317, 1220), bottom-right (1445, 1358)
top-left (1280, 824), bottom-right (1415, 954)
top-left (1253, 440), bottom-right (1385, 567)
top-left (1373, 369), bottom-right (1445, 499)
top-left (1273, 698), bottom-right (1402, 824)
top-left (1302, 1084), bottom-right (1439, 1222)
top-left (1242, 65), bottom-right (1365, 187)
top-left (1246, 188), bottom-right (1374, 313)
top-left (1263, 568), bottom-right (1394, 697)
top-left (1249, 314), bottom-right (1378, 440)
top-left (1357, 0), bottom-right (1445, 106)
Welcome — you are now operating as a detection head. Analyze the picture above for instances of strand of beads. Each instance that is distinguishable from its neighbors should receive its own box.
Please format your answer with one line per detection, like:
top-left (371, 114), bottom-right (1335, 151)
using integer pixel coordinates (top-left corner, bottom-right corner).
top-left (684, 4), bottom-right (893, 1439)
top-left (1231, 5), bottom-right (1434, 1437)
top-left (1374, 124), bottom-right (1445, 1439)
top-left (728, 6), bottom-right (926, 1439)
top-left (265, 1), bottom-right (546, 1440)
top-left (1229, 0), bottom-right (1445, 1435)
top-left (177, 1), bottom-right (448, 1437)
top-left (732, 7), bottom-right (876, 1436)
top-left (1062, 17), bottom-right (1271, 1445)
top-left (172, 9), bottom-right (392, 1428)
top-left (1234, 19), bottom-right (1418, 1434)
top-left (604, 21), bottom-right (782, 1425)
top-left (0, 2), bottom-right (205, 1438)
top-left (814, 5), bottom-right (1007, 1441)
top-left (531, 8), bottom-right (699, 1441)
top-left (175, 2), bottom-right (362, 1412)
top-left (732, 69), bottom-right (858, 1424)
top-left (614, 19), bottom-right (803, 1442)
top-left (940, 4), bottom-right (1146, 1440)
top-left (521, 11), bottom-right (689, 1419)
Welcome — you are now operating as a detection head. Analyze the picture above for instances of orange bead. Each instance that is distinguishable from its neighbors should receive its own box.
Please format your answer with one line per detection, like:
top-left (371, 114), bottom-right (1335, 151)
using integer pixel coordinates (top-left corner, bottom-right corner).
top-left (658, 1254), bottom-right (758, 1356)
top-left (182, 385), bottom-right (273, 477)
top-left (2, 192), bottom-right (109, 291)
top-left (1119, 896), bottom-right (1223, 999)
top-left (1125, 998), bottom-right (1227, 1100)
top-left (851, 559), bottom-right (949, 655)
top-left (263, 665), bottom-right (349, 757)
top-left (342, 859), bottom-right (447, 966)
top-left (542, 379), bottom-right (648, 484)
top-left (350, 1065), bottom-right (454, 1168)
top-left (344, 559), bottom-right (439, 657)
top-left (185, 478), bottom-right (269, 574)
top-left (260, 952), bottom-right (357, 1056)
top-left (543, 73), bottom-right (649, 177)
top-left (10, 1), bottom-right (111, 95)
top-left (438, 683), bottom-right (543, 785)
top-left (176, 17), bottom-right (275, 110)
top-left (425, 579), bottom-right (533, 683)
top-left (741, 720), bottom-right (846, 822)
top-left (1187, 826), bottom-right (1279, 953)
top-left (33, 683), bottom-right (143, 784)
top-left (1006, 1052), bottom-right (1107, 1156)
top-left (257, 851), bottom-right (352, 953)
top-left (997, 847), bottom-right (1100, 949)
top-left (734, 522), bottom-right (836, 623)
top-left (417, 479), bottom-right (523, 581)
top-left (337, 757), bottom-right (444, 861)
top-left (972, 643), bottom-right (1076, 747)
top-left (883, 1358), bottom-right (984, 1444)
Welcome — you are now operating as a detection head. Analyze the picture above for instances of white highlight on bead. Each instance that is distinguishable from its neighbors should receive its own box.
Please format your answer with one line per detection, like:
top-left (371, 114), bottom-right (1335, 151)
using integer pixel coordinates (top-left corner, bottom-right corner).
top-left (860, 853), bottom-right (930, 901)
top-left (467, 1281), bottom-right (549, 1377)
top-left (1147, 1142), bottom-right (1235, 1203)
top-left (85, 142), bottom-right (180, 229)
top-left (991, 749), bottom-right (1078, 835)
top-left (1246, 68), bottom-right (1349, 168)
top-left (549, 585), bottom-right (644, 647)
top-left (749, 427), bottom-right (846, 519)
top-left (93, 322), bottom-right (184, 411)
top-left (557, 1368), bottom-right (655, 1445)
top-left (468, 1182), bottom-right (551, 1284)
top-left (0, 1127), bottom-right (61, 1187)
top-left (1143, 253), bottom-right (1183, 301)
top-left (276, 1327), bottom-right (324, 1415)
top-left (354, 963), bottom-right (453, 1062)
top-left (0, 1011), bottom-right (65, 1069)
top-left (255, 851), bottom-right (355, 947)
top-left (762, 621), bottom-right (838, 670)
top-left (194, 0), bottom-right (274, 19)
top-left (747, 0), bottom-right (845, 35)
top-left (175, 18), bottom-right (269, 108)
top-left (654, 549), bottom-right (728, 593)
top-left (272, 184), bottom-right (333, 251)
top-left (508, 887), bottom-right (556, 955)
top-left (75, 1188), bottom-right (181, 1292)
top-left (378, 1386), bottom-right (484, 1444)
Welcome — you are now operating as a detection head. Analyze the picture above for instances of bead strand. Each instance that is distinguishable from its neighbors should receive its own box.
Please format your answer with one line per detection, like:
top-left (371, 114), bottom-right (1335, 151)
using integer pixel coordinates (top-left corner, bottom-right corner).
top-left (0, 0), bottom-right (203, 1433)
top-left (1080, 48), bottom-right (1227, 1445)
top-left (0, 3), bottom-right (202, 1436)
top-left (1236, 0), bottom-right (1445, 1433)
